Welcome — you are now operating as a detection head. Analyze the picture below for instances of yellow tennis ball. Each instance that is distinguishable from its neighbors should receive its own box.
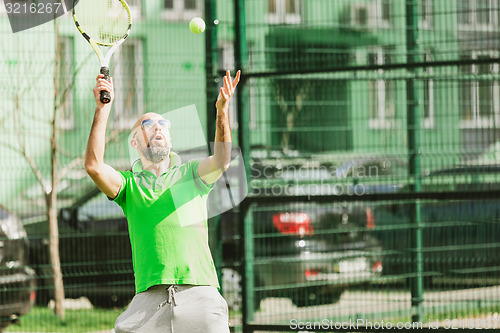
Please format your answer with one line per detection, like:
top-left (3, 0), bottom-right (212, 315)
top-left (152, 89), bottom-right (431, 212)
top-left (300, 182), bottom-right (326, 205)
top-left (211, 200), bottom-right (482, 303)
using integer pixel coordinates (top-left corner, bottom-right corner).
top-left (189, 17), bottom-right (206, 34)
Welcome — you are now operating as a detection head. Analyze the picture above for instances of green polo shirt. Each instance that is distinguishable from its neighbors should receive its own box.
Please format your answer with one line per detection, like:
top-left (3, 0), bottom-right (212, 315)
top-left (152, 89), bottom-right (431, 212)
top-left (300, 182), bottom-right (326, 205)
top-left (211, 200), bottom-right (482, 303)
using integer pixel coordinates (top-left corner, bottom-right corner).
top-left (113, 159), bottom-right (219, 293)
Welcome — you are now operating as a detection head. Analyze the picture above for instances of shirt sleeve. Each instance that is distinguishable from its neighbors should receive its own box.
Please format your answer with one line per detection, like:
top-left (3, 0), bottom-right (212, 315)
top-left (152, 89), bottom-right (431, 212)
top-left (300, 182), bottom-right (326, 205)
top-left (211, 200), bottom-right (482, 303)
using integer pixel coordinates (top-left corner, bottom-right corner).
top-left (110, 171), bottom-right (128, 209)
top-left (188, 159), bottom-right (214, 195)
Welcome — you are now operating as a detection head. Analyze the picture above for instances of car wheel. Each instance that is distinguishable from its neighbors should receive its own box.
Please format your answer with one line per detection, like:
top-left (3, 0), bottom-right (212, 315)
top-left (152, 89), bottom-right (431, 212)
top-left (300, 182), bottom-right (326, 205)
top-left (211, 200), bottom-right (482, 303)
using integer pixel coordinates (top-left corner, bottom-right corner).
top-left (35, 289), bottom-right (50, 306)
top-left (292, 287), bottom-right (343, 307)
top-left (32, 264), bottom-right (54, 306)
top-left (221, 268), bottom-right (242, 311)
top-left (87, 294), bottom-right (131, 309)
top-left (221, 268), bottom-right (262, 312)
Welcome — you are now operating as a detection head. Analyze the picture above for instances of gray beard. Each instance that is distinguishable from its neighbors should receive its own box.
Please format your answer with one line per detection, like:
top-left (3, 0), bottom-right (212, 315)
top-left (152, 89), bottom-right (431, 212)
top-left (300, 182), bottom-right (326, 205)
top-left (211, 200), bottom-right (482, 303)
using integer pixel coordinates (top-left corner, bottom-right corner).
top-left (140, 146), bottom-right (169, 163)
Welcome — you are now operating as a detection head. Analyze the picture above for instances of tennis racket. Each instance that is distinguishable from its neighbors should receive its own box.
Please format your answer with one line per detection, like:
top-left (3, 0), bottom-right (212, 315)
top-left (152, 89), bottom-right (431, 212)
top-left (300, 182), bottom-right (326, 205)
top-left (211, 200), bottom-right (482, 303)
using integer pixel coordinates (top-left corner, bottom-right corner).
top-left (73, 0), bottom-right (132, 104)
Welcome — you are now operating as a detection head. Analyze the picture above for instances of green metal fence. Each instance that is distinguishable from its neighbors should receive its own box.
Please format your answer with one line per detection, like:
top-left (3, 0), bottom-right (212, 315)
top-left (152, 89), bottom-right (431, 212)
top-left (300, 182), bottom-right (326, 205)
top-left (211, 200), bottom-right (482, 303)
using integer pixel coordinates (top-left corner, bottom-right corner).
top-left (1, 0), bottom-right (500, 332)
top-left (214, 0), bottom-right (500, 332)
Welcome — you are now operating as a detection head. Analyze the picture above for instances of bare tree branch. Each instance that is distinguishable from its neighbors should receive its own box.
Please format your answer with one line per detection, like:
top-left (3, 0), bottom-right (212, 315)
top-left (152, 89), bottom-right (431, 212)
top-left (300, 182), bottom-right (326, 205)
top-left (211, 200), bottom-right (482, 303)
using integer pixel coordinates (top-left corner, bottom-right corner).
top-left (13, 94), bottom-right (47, 195)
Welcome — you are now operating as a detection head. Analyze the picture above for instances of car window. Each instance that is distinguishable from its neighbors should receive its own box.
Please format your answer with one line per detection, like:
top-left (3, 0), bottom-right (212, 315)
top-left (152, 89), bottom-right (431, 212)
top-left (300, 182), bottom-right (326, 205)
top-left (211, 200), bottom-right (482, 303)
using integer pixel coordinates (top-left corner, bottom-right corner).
top-left (78, 192), bottom-right (125, 221)
top-left (0, 208), bottom-right (9, 220)
top-left (336, 159), bottom-right (407, 179)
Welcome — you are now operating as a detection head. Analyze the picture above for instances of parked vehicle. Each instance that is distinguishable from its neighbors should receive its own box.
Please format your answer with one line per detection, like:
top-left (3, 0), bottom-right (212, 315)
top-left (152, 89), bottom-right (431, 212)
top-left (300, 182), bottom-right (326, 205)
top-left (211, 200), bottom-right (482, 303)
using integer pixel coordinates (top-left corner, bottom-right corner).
top-left (267, 149), bottom-right (500, 288)
top-left (220, 201), bottom-right (382, 309)
top-left (221, 153), bottom-right (387, 309)
top-left (0, 206), bottom-right (36, 331)
top-left (24, 190), bottom-right (134, 308)
top-left (372, 160), bottom-right (500, 286)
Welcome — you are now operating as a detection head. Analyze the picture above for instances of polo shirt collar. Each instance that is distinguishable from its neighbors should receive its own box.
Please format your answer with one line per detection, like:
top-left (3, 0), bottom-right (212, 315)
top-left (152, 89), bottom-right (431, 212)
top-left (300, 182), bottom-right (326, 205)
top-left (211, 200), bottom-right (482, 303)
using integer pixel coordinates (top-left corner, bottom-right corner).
top-left (131, 151), bottom-right (182, 176)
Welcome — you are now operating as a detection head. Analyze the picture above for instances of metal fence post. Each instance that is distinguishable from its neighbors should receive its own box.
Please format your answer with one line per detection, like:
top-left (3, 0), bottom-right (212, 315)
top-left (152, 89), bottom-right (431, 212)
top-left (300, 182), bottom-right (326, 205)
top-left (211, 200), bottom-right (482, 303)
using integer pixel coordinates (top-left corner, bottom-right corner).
top-left (205, 0), bottom-right (218, 141)
top-left (234, 1), bottom-right (253, 329)
top-left (406, 0), bottom-right (424, 323)
top-left (241, 201), bottom-right (255, 333)
top-left (204, 0), bottom-right (224, 290)
top-left (235, 0), bottom-right (250, 183)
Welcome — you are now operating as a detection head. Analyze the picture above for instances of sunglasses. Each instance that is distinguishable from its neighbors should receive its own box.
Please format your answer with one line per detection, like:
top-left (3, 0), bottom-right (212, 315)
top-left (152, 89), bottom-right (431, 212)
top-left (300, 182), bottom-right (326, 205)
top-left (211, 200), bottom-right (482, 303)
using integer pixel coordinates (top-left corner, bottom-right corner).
top-left (141, 119), bottom-right (171, 131)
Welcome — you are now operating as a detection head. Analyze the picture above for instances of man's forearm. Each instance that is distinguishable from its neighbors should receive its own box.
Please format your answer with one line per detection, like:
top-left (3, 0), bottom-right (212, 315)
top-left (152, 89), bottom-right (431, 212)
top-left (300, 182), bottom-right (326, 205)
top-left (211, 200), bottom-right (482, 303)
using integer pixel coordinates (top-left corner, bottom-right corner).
top-left (213, 107), bottom-right (232, 169)
top-left (85, 106), bottom-right (111, 173)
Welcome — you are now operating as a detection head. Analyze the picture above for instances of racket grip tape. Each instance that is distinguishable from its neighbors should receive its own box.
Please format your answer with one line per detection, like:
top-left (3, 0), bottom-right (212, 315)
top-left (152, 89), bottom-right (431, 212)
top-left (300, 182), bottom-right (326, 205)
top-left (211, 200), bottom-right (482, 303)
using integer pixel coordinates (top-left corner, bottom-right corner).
top-left (100, 66), bottom-right (111, 104)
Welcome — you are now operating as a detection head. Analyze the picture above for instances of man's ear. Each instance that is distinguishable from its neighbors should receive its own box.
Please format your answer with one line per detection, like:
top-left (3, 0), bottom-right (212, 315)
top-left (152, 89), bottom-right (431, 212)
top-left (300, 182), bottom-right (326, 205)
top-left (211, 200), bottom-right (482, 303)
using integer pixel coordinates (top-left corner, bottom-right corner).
top-left (130, 139), bottom-right (138, 149)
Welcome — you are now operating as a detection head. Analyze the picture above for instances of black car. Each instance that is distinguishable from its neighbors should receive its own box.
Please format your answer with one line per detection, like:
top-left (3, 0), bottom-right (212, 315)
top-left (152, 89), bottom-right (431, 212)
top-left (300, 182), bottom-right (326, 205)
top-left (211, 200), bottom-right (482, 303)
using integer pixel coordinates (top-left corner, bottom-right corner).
top-left (371, 161), bottom-right (500, 286)
top-left (25, 190), bottom-right (134, 308)
top-left (220, 201), bottom-right (382, 309)
top-left (220, 154), bottom-right (399, 309)
top-left (0, 206), bottom-right (36, 331)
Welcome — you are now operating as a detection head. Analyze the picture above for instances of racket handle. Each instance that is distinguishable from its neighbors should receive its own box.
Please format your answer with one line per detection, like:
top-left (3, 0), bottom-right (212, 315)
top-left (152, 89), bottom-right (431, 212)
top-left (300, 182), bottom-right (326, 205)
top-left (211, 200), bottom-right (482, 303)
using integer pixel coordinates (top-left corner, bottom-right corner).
top-left (100, 66), bottom-right (111, 104)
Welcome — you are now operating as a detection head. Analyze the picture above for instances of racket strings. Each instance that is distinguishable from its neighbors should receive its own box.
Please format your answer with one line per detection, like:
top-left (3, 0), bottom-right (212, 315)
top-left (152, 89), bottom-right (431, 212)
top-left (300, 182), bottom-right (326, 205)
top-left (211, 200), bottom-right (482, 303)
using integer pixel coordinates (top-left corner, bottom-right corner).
top-left (75, 0), bottom-right (130, 46)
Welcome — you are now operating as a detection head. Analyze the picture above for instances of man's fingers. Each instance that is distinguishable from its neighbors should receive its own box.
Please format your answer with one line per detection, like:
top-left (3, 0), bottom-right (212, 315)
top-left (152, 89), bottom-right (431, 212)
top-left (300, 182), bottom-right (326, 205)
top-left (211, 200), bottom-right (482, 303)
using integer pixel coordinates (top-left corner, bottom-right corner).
top-left (225, 76), bottom-right (231, 94)
top-left (232, 70), bottom-right (241, 88)
top-left (97, 82), bottom-right (112, 92)
top-left (95, 75), bottom-right (113, 88)
top-left (217, 70), bottom-right (240, 106)
top-left (220, 87), bottom-right (229, 101)
top-left (226, 71), bottom-right (233, 88)
top-left (220, 87), bottom-right (228, 100)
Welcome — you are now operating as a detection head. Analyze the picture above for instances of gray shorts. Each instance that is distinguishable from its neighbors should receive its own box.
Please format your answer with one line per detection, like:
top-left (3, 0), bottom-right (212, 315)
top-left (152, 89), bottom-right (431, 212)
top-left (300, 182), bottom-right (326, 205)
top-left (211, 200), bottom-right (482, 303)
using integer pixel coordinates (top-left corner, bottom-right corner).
top-left (114, 285), bottom-right (229, 333)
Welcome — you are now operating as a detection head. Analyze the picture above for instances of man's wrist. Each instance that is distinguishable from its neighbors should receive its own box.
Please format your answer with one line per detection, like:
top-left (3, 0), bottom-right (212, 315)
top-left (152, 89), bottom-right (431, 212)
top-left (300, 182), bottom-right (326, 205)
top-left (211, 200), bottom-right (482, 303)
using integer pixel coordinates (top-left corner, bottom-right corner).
top-left (95, 105), bottom-right (111, 114)
top-left (216, 106), bottom-right (229, 115)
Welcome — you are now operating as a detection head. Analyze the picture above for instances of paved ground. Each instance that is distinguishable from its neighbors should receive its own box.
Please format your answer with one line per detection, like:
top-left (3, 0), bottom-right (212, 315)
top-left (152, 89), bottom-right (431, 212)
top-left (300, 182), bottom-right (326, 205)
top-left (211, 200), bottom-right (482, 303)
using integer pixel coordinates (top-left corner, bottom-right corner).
top-left (229, 285), bottom-right (500, 328)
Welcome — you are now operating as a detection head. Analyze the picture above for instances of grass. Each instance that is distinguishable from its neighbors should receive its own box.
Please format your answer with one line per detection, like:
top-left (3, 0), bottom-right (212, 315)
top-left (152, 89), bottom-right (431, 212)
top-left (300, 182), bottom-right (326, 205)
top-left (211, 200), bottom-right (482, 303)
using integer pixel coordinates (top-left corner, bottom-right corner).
top-left (5, 306), bottom-right (125, 333)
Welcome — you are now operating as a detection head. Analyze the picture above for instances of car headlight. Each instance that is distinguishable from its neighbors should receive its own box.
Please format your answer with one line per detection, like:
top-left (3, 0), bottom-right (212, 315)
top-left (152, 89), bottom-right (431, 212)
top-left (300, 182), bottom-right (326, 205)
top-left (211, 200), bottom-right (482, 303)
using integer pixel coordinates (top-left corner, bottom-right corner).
top-left (1, 213), bottom-right (27, 239)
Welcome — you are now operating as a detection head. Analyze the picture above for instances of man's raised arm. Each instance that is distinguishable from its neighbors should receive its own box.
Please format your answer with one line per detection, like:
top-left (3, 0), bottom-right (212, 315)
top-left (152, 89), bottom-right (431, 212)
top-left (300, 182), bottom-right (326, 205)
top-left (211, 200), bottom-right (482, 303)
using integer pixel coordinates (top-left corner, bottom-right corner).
top-left (198, 70), bottom-right (241, 185)
top-left (85, 75), bottom-right (123, 199)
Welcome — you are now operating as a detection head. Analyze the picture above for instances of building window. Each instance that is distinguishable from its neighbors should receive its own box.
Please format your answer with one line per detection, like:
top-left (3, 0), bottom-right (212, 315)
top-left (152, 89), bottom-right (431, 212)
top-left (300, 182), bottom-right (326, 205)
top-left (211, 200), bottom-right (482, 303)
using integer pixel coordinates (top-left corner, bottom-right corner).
top-left (368, 48), bottom-right (395, 129)
top-left (380, 0), bottom-right (392, 26)
top-left (56, 36), bottom-right (74, 130)
top-left (162, 0), bottom-right (202, 21)
top-left (420, 0), bottom-right (433, 28)
top-left (348, 0), bottom-right (392, 29)
top-left (423, 51), bottom-right (434, 128)
top-left (184, 0), bottom-right (196, 10)
top-left (110, 39), bottom-right (144, 129)
top-left (459, 52), bottom-right (499, 128)
top-left (267, 0), bottom-right (301, 24)
top-left (458, 0), bottom-right (497, 29)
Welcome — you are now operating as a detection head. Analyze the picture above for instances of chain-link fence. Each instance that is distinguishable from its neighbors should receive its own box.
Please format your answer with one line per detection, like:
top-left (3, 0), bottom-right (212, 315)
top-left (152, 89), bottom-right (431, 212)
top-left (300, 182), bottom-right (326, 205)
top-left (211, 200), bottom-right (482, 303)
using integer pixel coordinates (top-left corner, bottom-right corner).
top-left (215, 0), bottom-right (500, 332)
top-left (1, 0), bottom-right (500, 332)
